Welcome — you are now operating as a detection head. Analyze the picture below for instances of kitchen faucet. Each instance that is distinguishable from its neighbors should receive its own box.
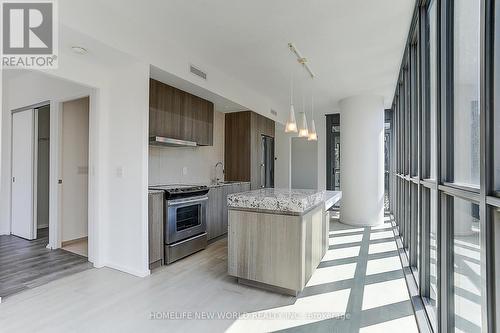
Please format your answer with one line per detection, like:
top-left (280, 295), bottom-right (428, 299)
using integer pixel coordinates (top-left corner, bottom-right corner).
top-left (215, 162), bottom-right (224, 184)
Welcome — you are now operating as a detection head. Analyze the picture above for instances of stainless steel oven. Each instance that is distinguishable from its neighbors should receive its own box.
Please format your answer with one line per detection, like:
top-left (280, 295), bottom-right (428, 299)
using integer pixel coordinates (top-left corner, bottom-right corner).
top-left (166, 195), bottom-right (207, 244)
top-left (149, 184), bottom-right (209, 264)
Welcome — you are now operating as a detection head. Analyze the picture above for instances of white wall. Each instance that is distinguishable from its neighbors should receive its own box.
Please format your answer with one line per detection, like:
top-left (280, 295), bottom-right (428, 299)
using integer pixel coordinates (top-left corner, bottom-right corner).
top-left (274, 111), bottom-right (327, 190)
top-left (274, 123), bottom-right (291, 189)
top-left (1, 71), bottom-right (92, 235)
top-left (149, 111), bottom-right (225, 185)
top-left (316, 115), bottom-right (327, 190)
top-left (1, 47), bottom-right (151, 277)
top-left (37, 106), bottom-right (50, 229)
top-left (291, 137), bottom-right (318, 189)
top-left (339, 95), bottom-right (384, 227)
top-left (103, 63), bottom-right (150, 277)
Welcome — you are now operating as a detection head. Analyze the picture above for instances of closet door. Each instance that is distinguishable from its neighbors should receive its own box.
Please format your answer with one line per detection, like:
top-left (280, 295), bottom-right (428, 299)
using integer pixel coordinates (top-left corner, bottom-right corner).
top-left (11, 109), bottom-right (36, 240)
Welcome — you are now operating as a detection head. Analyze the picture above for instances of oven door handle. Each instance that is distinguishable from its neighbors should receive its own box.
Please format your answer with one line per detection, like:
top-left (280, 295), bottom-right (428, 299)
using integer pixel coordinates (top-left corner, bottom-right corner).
top-left (167, 196), bottom-right (208, 206)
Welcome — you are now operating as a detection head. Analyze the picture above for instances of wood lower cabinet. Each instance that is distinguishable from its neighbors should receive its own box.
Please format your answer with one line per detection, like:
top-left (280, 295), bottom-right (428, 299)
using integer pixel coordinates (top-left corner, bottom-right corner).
top-left (207, 186), bottom-right (223, 240)
top-left (148, 191), bottom-right (164, 269)
top-left (149, 79), bottom-right (214, 146)
top-left (207, 182), bottom-right (250, 240)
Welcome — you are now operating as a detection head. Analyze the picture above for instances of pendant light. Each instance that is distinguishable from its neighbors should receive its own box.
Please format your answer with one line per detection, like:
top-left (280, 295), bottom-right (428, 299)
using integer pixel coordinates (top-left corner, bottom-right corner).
top-left (298, 95), bottom-right (309, 137)
top-left (308, 95), bottom-right (318, 141)
top-left (285, 72), bottom-right (297, 133)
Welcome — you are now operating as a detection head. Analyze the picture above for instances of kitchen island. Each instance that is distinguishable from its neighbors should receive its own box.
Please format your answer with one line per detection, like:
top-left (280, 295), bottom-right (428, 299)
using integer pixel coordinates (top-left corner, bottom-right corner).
top-left (227, 188), bottom-right (342, 296)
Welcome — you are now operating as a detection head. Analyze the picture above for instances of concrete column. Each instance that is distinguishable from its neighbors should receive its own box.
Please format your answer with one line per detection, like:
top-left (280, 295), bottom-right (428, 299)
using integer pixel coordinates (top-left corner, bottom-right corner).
top-left (339, 95), bottom-right (385, 226)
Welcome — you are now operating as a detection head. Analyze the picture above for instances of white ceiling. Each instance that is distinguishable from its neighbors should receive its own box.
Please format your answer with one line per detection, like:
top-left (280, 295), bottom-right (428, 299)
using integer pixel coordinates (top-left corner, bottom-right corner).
top-left (58, 0), bottom-right (415, 118)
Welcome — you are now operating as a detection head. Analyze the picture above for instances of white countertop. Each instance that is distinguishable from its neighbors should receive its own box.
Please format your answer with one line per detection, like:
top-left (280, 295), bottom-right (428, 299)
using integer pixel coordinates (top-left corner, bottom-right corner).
top-left (227, 188), bottom-right (342, 215)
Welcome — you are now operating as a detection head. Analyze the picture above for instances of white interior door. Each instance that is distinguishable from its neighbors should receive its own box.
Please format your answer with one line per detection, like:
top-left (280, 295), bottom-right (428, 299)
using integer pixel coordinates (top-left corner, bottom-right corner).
top-left (11, 109), bottom-right (36, 240)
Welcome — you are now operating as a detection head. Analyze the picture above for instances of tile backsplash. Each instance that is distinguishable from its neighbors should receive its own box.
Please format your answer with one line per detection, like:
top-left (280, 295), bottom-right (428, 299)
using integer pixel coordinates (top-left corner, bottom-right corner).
top-left (148, 111), bottom-right (224, 185)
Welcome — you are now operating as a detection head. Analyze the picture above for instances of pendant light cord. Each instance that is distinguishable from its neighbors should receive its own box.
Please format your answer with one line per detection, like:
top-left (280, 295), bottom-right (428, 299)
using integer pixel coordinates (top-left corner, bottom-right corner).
top-left (311, 95), bottom-right (314, 120)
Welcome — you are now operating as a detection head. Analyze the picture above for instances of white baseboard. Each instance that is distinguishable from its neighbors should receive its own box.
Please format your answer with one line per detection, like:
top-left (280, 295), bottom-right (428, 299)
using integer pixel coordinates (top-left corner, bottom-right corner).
top-left (104, 262), bottom-right (150, 278)
top-left (92, 261), bottom-right (105, 269)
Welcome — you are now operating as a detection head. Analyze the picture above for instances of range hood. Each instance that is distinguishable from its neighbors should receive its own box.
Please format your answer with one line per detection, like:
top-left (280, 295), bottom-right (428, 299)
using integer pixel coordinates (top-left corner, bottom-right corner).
top-left (149, 136), bottom-right (197, 147)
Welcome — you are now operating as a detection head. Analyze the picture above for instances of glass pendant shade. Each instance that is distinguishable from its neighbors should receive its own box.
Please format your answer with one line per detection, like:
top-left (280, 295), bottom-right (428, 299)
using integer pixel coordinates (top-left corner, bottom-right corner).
top-left (308, 119), bottom-right (317, 141)
top-left (298, 112), bottom-right (309, 137)
top-left (285, 104), bottom-right (297, 133)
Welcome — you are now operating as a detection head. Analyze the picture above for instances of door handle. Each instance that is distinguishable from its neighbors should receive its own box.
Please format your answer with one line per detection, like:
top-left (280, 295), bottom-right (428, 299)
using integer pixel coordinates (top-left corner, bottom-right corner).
top-left (260, 163), bottom-right (265, 187)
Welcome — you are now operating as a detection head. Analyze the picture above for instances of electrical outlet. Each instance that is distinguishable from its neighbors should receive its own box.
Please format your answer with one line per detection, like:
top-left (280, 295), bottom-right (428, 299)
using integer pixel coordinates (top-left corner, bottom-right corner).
top-left (116, 166), bottom-right (124, 178)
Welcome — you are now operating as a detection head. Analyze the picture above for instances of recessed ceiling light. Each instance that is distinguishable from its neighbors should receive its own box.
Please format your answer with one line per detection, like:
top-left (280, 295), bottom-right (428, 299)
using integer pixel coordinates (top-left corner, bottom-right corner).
top-left (71, 46), bottom-right (88, 54)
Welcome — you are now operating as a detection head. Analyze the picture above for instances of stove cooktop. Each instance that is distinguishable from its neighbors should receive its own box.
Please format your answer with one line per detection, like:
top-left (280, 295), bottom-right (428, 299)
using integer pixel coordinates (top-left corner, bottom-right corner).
top-left (149, 184), bottom-right (209, 199)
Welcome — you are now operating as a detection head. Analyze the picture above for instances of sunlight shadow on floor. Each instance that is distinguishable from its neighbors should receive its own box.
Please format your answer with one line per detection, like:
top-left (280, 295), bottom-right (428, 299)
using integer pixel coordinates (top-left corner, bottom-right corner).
top-left (359, 315), bottom-right (418, 332)
top-left (226, 219), bottom-right (418, 333)
top-left (361, 278), bottom-right (410, 310)
top-left (366, 256), bottom-right (403, 276)
top-left (322, 246), bottom-right (361, 261)
top-left (368, 241), bottom-right (397, 255)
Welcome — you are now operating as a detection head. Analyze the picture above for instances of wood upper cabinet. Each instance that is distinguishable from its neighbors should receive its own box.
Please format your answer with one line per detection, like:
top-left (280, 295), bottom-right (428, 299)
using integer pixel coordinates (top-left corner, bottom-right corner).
top-left (224, 111), bottom-right (251, 182)
top-left (224, 111), bottom-right (275, 189)
top-left (149, 79), bottom-right (214, 146)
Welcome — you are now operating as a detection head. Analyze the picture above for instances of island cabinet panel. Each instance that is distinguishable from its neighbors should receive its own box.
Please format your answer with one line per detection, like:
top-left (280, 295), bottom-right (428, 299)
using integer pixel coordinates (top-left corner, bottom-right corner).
top-left (228, 210), bottom-right (304, 292)
top-left (225, 111), bottom-right (275, 189)
top-left (227, 204), bottom-right (327, 296)
top-left (149, 79), bottom-right (213, 146)
top-left (303, 207), bottom-right (325, 282)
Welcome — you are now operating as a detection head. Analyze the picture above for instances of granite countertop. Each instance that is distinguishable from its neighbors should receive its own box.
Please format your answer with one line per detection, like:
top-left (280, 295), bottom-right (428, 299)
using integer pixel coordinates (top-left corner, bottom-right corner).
top-left (227, 188), bottom-right (342, 215)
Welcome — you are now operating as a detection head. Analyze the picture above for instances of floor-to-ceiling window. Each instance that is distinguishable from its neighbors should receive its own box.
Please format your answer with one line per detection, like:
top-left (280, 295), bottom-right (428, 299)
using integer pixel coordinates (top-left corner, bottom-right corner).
top-left (390, 0), bottom-right (496, 331)
top-left (451, 197), bottom-right (482, 331)
top-left (496, 0), bottom-right (500, 193)
top-left (326, 114), bottom-right (341, 193)
top-left (493, 0), bottom-right (500, 329)
top-left (423, 0), bottom-right (439, 327)
top-left (452, 0), bottom-right (481, 188)
top-left (450, 1), bottom-right (483, 331)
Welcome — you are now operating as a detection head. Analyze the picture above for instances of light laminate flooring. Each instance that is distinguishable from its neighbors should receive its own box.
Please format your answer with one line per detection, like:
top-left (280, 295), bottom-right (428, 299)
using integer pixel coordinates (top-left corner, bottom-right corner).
top-left (0, 219), bottom-right (417, 332)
